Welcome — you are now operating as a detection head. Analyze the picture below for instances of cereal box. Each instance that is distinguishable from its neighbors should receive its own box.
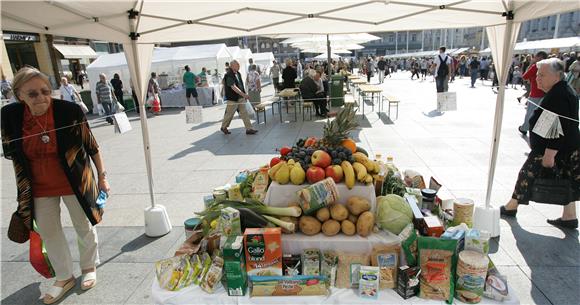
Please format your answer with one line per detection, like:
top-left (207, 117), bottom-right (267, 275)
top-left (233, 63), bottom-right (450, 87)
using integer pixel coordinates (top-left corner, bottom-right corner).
top-left (244, 228), bottom-right (283, 276)
top-left (359, 266), bottom-right (380, 299)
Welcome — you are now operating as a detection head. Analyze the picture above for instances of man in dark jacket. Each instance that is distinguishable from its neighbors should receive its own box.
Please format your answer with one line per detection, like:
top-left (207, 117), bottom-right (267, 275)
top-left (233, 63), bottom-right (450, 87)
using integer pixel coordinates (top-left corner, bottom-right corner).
top-left (300, 70), bottom-right (328, 117)
top-left (282, 59), bottom-right (298, 89)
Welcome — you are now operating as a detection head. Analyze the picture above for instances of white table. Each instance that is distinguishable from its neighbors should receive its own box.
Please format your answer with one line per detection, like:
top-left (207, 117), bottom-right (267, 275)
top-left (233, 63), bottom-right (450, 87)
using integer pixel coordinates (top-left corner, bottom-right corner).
top-left (151, 280), bottom-right (519, 305)
top-left (159, 86), bottom-right (219, 107)
top-left (264, 182), bottom-right (377, 213)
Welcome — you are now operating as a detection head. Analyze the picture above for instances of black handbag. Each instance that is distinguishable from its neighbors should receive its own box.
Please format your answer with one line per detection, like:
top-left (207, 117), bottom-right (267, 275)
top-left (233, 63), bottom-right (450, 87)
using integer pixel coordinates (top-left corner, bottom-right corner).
top-left (530, 167), bottom-right (574, 205)
top-left (8, 211), bottom-right (30, 243)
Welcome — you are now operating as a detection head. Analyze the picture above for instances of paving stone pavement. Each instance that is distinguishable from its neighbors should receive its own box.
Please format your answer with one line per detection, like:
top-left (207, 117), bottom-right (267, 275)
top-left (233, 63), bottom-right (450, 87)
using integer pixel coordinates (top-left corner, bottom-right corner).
top-left (1, 71), bottom-right (578, 305)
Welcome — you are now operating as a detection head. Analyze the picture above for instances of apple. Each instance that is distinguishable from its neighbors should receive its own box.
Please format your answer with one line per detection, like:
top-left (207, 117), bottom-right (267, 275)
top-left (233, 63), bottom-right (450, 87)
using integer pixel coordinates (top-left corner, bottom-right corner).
top-left (306, 166), bottom-right (326, 184)
top-left (311, 150), bottom-right (332, 168)
top-left (270, 157), bottom-right (282, 167)
top-left (325, 165), bottom-right (344, 183)
top-left (304, 137), bottom-right (317, 147)
top-left (280, 146), bottom-right (292, 156)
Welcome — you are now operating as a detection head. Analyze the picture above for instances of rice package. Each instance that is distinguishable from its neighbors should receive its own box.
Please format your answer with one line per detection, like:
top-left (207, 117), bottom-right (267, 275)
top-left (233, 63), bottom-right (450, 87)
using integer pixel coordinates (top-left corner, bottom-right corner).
top-left (418, 236), bottom-right (458, 304)
top-left (297, 178), bottom-right (339, 215)
top-left (336, 252), bottom-right (370, 289)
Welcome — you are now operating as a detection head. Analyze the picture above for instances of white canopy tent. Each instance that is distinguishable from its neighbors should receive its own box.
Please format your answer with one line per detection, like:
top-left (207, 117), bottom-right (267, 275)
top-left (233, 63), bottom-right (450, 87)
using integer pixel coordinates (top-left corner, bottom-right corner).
top-left (227, 46), bottom-right (253, 80)
top-left (314, 53), bottom-right (342, 59)
top-left (3, 0), bottom-right (578, 237)
top-left (480, 36), bottom-right (580, 55)
top-left (86, 43), bottom-right (232, 112)
top-left (251, 52), bottom-right (276, 76)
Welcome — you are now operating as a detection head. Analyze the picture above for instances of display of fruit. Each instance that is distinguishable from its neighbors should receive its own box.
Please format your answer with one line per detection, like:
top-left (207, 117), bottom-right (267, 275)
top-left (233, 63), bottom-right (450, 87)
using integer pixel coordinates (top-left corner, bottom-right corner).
top-left (290, 163), bottom-right (306, 185)
top-left (275, 162), bottom-right (291, 184)
top-left (341, 138), bottom-right (357, 153)
top-left (268, 160), bottom-right (286, 180)
top-left (311, 150), bottom-right (331, 168)
top-left (280, 146), bottom-right (292, 156)
top-left (325, 165), bottom-right (344, 183)
top-left (355, 146), bottom-right (369, 157)
top-left (270, 157), bottom-right (282, 167)
top-left (306, 166), bottom-right (326, 184)
top-left (304, 137), bottom-right (318, 147)
top-left (341, 161), bottom-right (355, 189)
top-left (322, 105), bottom-right (358, 146)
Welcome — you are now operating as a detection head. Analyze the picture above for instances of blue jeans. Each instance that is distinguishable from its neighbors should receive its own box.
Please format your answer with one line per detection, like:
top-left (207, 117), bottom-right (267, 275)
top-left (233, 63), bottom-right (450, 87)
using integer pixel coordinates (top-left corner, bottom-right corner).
top-left (102, 102), bottom-right (114, 123)
top-left (521, 97), bottom-right (542, 131)
top-left (435, 76), bottom-right (448, 93)
top-left (470, 70), bottom-right (478, 87)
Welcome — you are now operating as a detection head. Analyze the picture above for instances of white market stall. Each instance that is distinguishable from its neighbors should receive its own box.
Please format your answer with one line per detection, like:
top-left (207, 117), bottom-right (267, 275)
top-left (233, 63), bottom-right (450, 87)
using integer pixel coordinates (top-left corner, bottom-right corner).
top-left (480, 36), bottom-right (580, 55)
top-left (252, 52), bottom-right (276, 83)
top-left (3, 0), bottom-right (578, 237)
top-left (87, 44), bottom-right (232, 110)
top-left (314, 53), bottom-right (342, 60)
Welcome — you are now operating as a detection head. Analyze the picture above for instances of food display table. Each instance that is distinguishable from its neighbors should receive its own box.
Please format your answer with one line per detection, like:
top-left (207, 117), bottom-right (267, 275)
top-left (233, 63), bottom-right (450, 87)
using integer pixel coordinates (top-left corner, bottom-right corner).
top-left (159, 86), bottom-right (219, 107)
top-left (276, 88), bottom-right (301, 122)
top-left (264, 182), bottom-right (377, 213)
top-left (357, 85), bottom-right (383, 115)
top-left (151, 279), bottom-right (520, 305)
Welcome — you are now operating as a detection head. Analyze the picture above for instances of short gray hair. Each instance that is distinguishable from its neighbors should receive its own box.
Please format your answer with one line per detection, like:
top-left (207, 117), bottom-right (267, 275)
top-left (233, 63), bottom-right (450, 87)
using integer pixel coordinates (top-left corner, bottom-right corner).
top-left (12, 67), bottom-right (51, 100)
top-left (536, 58), bottom-right (565, 79)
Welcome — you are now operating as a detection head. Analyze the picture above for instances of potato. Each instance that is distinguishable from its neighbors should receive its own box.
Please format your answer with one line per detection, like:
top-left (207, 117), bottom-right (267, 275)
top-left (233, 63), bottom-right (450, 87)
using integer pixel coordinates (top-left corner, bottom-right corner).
top-left (322, 219), bottom-right (341, 236)
top-left (330, 204), bottom-right (349, 221)
top-left (356, 211), bottom-right (375, 237)
top-left (299, 216), bottom-right (322, 236)
top-left (279, 216), bottom-right (299, 234)
top-left (347, 196), bottom-right (371, 216)
top-left (341, 220), bottom-right (356, 236)
top-left (316, 207), bottom-right (330, 222)
top-left (348, 213), bottom-right (358, 224)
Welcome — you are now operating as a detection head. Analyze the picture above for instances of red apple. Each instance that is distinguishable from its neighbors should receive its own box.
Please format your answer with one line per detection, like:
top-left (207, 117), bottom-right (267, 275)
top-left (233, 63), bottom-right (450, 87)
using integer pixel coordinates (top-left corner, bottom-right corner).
top-left (325, 165), bottom-right (344, 183)
top-left (311, 150), bottom-right (332, 168)
top-left (270, 157), bottom-right (282, 167)
top-left (306, 166), bottom-right (326, 184)
top-left (280, 146), bottom-right (292, 156)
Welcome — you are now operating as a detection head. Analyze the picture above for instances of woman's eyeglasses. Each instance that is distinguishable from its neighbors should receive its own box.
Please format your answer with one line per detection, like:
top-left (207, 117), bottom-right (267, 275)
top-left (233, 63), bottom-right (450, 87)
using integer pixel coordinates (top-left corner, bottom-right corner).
top-left (25, 89), bottom-right (52, 99)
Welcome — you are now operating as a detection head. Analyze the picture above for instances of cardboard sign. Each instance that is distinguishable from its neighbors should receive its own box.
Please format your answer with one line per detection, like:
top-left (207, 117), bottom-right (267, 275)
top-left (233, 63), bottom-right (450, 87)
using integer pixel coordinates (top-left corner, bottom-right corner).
top-left (186, 106), bottom-right (203, 124)
top-left (113, 112), bottom-right (132, 134)
top-left (437, 92), bottom-right (457, 112)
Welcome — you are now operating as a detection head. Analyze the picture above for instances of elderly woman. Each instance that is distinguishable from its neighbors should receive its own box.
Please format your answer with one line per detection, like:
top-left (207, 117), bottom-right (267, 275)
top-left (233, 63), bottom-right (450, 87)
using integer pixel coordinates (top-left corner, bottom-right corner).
top-left (501, 58), bottom-right (580, 229)
top-left (1, 67), bottom-right (110, 304)
top-left (246, 64), bottom-right (261, 107)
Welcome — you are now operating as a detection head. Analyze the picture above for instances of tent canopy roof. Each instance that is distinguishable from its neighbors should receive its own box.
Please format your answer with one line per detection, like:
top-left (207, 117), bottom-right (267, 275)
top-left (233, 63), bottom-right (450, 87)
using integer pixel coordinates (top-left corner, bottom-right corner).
top-left (3, 1), bottom-right (578, 44)
top-left (53, 44), bottom-right (98, 59)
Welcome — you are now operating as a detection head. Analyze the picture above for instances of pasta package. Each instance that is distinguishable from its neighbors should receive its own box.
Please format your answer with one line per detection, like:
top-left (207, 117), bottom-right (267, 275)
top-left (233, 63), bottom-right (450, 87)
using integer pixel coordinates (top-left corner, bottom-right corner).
top-left (249, 275), bottom-right (329, 297)
top-left (371, 244), bottom-right (400, 289)
top-left (418, 236), bottom-right (458, 304)
top-left (336, 252), bottom-right (370, 289)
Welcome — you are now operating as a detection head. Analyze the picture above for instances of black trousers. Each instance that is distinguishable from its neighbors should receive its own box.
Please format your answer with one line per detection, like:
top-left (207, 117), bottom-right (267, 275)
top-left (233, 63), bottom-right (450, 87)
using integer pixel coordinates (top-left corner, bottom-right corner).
top-left (313, 93), bottom-right (328, 115)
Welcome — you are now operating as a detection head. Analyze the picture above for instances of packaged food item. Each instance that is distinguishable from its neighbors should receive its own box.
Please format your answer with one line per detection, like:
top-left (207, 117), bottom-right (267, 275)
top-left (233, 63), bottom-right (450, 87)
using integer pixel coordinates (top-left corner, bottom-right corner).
top-left (223, 235), bottom-right (248, 296)
top-left (184, 218), bottom-right (201, 241)
top-left (484, 260), bottom-right (510, 301)
top-left (155, 255), bottom-right (192, 291)
top-left (252, 168), bottom-right (270, 201)
top-left (455, 250), bottom-right (489, 304)
top-left (213, 186), bottom-right (227, 200)
top-left (301, 248), bottom-right (320, 276)
top-left (227, 183), bottom-right (244, 201)
top-left (297, 178), bottom-right (339, 215)
top-left (396, 265), bottom-right (420, 299)
top-left (200, 256), bottom-right (224, 293)
top-left (371, 244), bottom-right (400, 289)
top-left (236, 171), bottom-right (248, 183)
top-left (398, 224), bottom-right (418, 267)
top-left (219, 207), bottom-right (241, 237)
top-left (453, 198), bottom-right (475, 227)
top-left (403, 169), bottom-right (426, 189)
top-left (358, 266), bottom-right (380, 299)
top-left (203, 195), bottom-right (214, 209)
top-left (320, 250), bottom-right (338, 287)
top-left (244, 228), bottom-right (283, 276)
top-left (283, 254), bottom-right (301, 276)
top-left (336, 252), bottom-right (370, 289)
top-left (194, 253), bottom-right (212, 285)
top-left (465, 229), bottom-right (490, 255)
top-left (423, 216), bottom-right (444, 237)
top-left (249, 275), bottom-right (329, 297)
top-left (405, 188), bottom-right (423, 205)
top-left (421, 189), bottom-right (437, 210)
top-left (441, 224), bottom-right (467, 253)
top-left (418, 236), bottom-right (458, 304)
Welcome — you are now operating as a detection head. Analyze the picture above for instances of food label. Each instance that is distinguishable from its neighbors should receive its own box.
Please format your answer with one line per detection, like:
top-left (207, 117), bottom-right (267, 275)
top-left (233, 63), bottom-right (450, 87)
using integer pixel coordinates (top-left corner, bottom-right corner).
top-left (244, 228), bottom-right (283, 276)
top-left (359, 266), bottom-right (380, 299)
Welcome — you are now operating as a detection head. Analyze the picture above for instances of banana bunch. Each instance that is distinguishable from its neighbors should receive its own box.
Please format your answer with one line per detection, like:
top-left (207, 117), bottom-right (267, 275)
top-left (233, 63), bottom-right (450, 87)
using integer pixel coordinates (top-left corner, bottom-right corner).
top-left (352, 162), bottom-right (373, 185)
top-left (352, 152), bottom-right (381, 181)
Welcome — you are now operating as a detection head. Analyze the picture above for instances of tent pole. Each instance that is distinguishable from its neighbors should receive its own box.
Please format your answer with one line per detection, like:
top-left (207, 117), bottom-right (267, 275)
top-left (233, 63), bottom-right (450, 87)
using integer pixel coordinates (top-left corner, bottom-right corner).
top-left (327, 34), bottom-right (332, 76)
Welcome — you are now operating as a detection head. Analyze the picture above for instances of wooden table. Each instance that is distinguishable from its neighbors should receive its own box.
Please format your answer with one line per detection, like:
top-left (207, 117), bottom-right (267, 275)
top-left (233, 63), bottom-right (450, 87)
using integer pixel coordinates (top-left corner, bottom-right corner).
top-left (277, 88), bottom-right (301, 122)
top-left (358, 84), bottom-right (383, 115)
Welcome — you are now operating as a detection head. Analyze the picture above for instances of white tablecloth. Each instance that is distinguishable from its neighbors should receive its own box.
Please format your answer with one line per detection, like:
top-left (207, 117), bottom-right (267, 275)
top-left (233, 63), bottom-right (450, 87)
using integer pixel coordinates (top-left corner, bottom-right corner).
top-left (264, 182), bottom-right (377, 213)
top-left (282, 232), bottom-right (399, 254)
top-left (151, 279), bottom-right (519, 305)
top-left (159, 86), bottom-right (219, 107)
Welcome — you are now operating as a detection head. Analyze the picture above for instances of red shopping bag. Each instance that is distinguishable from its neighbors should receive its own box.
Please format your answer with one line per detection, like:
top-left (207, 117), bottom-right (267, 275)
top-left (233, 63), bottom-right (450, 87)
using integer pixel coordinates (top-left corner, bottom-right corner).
top-left (29, 225), bottom-right (55, 279)
top-left (151, 96), bottom-right (161, 113)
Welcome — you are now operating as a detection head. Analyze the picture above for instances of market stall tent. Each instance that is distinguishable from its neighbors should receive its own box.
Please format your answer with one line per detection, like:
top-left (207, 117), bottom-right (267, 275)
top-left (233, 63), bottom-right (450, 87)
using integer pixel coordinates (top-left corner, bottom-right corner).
top-left (314, 53), bottom-right (342, 59)
top-left (251, 52), bottom-right (276, 76)
top-left (3, 0), bottom-right (578, 237)
top-left (480, 36), bottom-right (580, 55)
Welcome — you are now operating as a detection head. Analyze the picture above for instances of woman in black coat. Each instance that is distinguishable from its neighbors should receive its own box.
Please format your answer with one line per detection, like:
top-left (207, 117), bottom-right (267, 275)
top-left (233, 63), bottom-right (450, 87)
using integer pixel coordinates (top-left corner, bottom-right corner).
top-left (282, 59), bottom-right (298, 89)
top-left (501, 58), bottom-right (580, 229)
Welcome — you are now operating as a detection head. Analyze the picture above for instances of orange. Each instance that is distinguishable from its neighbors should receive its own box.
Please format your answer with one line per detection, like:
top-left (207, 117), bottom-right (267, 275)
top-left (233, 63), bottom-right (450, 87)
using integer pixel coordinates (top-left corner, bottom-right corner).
top-left (341, 139), bottom-right (357, 153)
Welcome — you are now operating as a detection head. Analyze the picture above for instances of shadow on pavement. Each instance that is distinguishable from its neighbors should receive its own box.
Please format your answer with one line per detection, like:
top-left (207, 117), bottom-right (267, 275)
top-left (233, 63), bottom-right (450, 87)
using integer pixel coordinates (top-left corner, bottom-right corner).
top-left (1, 282), bottom-right (42, 305)
top-left (97, 233), bottom-right (157, 268)
top-left (423, 109), bottom-right (445, 117)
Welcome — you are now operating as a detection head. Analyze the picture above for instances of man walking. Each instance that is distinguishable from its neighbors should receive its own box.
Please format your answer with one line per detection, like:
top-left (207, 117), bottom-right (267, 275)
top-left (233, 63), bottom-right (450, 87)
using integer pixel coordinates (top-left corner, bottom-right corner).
top-left (95, 73), bottom-right (117, 125)
top-left (183, 65), bottom-right (198, 106)
top-left (270, 60), bottom-right (281, 92)
top-left (220, 60), bottom-right (258, 135)
top-left (377, 57), bottom-right (387, 83)
top-left (518, 51), bottom-right (548, 135)
top-left (468, 56), bottom-right (480, 88)
top-left (434, 46), bottom-right (452, 93)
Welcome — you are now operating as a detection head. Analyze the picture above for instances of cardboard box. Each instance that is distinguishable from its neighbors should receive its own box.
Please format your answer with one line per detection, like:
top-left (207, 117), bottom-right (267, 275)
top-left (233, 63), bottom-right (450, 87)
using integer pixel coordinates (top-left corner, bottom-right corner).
top-left (244, 228), bottom-right (283, 276)
top-left (397, 265), bottom-right (420, 299)
top-left (223, 235), bottom-right (247, 296)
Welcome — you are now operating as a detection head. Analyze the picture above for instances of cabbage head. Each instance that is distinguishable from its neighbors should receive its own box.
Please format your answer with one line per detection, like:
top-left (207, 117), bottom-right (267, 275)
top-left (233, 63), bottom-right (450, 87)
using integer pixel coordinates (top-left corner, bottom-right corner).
top-left (375, 194), bottom-right (413, 234)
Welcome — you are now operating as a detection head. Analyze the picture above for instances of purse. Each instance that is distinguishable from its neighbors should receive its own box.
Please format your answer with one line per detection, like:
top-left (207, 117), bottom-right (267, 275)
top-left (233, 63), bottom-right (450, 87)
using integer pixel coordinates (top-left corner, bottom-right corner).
top-left (530, 167), bottom-right (574, 205)
top-left (8, 211), bottom-right (29, 243)
top-left (30, 223), bottom-right (55, 279)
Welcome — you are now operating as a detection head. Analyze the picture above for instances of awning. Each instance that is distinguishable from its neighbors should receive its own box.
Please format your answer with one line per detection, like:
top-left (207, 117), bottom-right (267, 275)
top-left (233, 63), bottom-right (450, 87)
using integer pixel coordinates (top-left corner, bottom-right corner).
top-left (53, 44), bottom-right (98, 59)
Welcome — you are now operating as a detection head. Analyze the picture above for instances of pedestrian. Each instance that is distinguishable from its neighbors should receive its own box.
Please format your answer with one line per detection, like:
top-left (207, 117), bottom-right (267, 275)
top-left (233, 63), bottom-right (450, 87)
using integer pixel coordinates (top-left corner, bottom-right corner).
top-left (270, 60), bottom-right (281, 92)
top-left (198, 67), bottom-right (208, 87)
top-left (500, 58), bottom-right (579, 229)
top-left (59, 76), bottom-right (81, 103)
top-left (420, 58), bottom-right (428, 80)
top-left (377, 57), bottom-right (386, 83)
top-left (410, 60), bottom-right (420, 80)
top-left (220, 60), bottom-right (257, 135)
top-left (246, 64), bottom-right (261, 107)
top-left (468, 56), bottom-right (480, 88)
top-left (459, 55), bottom-right (467, 78)
top-left (1, 73), bottom-right (12, 100)
top-left (182, 65), bottom-right (198, 106)
top-left (77, 71), bottom-right (85, 90)
top-left (109, 73), bottom-right (124, 108)
top-left (282, 59), bottom-right (297, 89)
top-left (147, 72), bottom-right (161, 113)
top-left (519, 51), bottom-right (548, 135)
top-left (1, 67), bottom-right (109, 304)
top-left (434, 46), bottom-right (452, 93)
top-left (565, 53), bottom-right (580, 95)
top-left (95, 73), bottom-right (117, 124)
top-left (479, 57), bottom-right (489, 80)
top-left (511, 66), bottom-right (523, 89)
top-left (300, 69), bottom-right (328, 118)
top-left (365, 58), bottom-right (373, 83)
top-left (296, 59), bottom-right (303, 79)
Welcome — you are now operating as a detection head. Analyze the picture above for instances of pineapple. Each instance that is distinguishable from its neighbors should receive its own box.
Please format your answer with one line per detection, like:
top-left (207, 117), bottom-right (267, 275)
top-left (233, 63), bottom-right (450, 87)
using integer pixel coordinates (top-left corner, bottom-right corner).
top-left (322, 104), bottom-right (358, 146)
